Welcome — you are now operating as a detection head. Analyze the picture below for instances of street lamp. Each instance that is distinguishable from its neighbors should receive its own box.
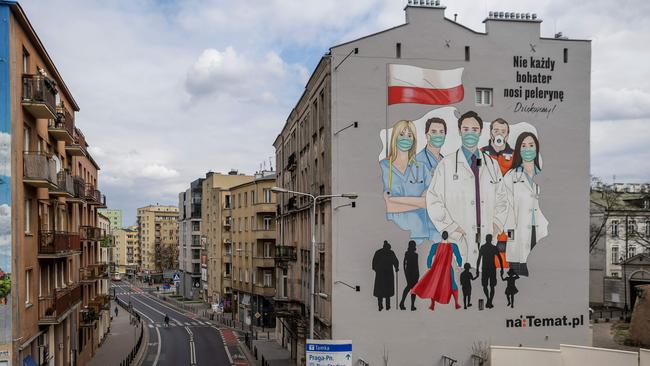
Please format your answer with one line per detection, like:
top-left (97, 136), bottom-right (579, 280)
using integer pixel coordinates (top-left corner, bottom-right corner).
top-left (271, 186), bottom-right (357, 339)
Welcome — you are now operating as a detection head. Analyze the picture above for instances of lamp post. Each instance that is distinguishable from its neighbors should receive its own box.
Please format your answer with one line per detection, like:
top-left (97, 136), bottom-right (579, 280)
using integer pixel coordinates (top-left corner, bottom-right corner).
top-left (271, 186), bottom-right (357, 339)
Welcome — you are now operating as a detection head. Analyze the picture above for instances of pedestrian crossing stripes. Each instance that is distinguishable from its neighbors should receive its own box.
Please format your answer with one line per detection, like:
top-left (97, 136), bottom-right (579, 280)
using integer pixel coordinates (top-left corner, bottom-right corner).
top-left (114, 291), bottom-right (141, 295)
top-left (148, 321), bottom-right (210, 328)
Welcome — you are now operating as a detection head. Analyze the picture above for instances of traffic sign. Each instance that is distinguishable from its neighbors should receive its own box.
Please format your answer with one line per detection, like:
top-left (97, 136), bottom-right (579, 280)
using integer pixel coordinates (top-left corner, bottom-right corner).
top-left (305, 340), bottom-right (352, 366)
top-left (172, 273), bottom-right (180, 282)
top-left (255, 312), bottom-right (261, 319)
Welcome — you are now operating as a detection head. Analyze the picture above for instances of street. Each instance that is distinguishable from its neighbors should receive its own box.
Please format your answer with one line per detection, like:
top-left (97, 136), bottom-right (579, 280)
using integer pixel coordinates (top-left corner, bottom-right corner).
top-left (111, 281), bottom-right (232, 366)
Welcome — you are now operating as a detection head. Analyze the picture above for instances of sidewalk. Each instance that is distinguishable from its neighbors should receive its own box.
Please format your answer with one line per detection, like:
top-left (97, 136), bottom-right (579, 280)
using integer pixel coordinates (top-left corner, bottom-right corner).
top-left (87, 301), bottom-right (143, 366)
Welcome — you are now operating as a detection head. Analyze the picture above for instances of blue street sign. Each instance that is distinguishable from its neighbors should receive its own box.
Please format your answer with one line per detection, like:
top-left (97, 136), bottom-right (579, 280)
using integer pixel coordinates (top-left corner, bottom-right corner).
top-left (306, 340), bottom-right (352, 366)
top-left (172, 273), bottom-right (180, 282)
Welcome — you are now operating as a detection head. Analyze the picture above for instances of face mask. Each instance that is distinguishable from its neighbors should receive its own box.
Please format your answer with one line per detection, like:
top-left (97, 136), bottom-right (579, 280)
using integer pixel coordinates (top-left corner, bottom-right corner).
top-left (492, 134), bottom-right (505, 147)
top-left (461, 132), bottom-right (480, 148)
top-left (521, 147), bottom-right (537, 162)
top-left (396, 137), bottom-right (413, 151)
top-left (429, 134), bottom-right (445, 148)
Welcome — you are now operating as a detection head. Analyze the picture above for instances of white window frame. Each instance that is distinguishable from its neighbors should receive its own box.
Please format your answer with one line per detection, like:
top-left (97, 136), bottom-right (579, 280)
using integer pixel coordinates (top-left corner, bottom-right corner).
top-left (611, 220), bottom-right (619, 237)
top-left (263, 272), bottom-right (273, 287)
top-left (24, 198), bottom-right (30, 234)
top-left (475, 88), bottom-right (493, 106)
top-left (611, 246), bottom-right (619, 264)
top-left (25, 269), bottom-right (32, 305)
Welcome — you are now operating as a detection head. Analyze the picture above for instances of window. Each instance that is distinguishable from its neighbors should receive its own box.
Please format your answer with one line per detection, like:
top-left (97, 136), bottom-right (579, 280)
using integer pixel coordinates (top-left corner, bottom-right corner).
top-left (281, 269), bottom-right (288, 297)
top-left (244, 192), bottom-right (248, 207)
top-left (263, 217), bottom-right (272, 230)
top-left (244, 217), bottom-right (248, 231)
top-left (396, 42), bottom-right (401, 58)
top-left (611, 220), bottom-right (619, 237)
top-left (24, 199), bottom-right (30, 233)
top-left (25, 269), bottom-right (32, 305)
top-left (251, 190), bottom-right (255, 205)
top-left (22, 47), bottom-right (30, 74)
top-left (264, 242), bottom-right (272, 257)
top-left (252, 270), bottom-right (256, 285)
top-left (245, 269), bottom-right (249, 283)
top-left (629, 246), bottom-right (636, 257)
top-left (23, 126), bottom-right (30, 152)
top-left (465, 46), bottom-right (470, 61)
top-left (238, 193), bottom-right (241, 208)
top-left (611, 272), bottom-right (620, 278)
top-left (611, 246), bottom-right (619, 264)
top-left (225, 195), bottom-right (231, 208)
top-left (646, 220), bottom-right (650, 237)
top-left (563, 48), bottom-right (568, 63)
top-left (192, 221), bottom-right (200, 231)
top-left (264, 272), bottom-right (273, 287)
top-left (263, 189), bottom-right (272, 203)
top-left (475, 88), bottom-right (493, 106)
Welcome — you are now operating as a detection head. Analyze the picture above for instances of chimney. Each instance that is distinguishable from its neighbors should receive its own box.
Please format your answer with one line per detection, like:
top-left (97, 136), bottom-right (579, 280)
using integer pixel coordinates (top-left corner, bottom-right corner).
top-left (405, 0), bottom-right (446, 24)
top-left (483, 10), bottom-right (542, 38)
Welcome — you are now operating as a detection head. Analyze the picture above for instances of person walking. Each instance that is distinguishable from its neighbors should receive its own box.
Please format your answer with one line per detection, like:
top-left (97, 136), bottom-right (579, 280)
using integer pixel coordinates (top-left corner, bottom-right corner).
top-left (114, 306), bottom-right (119, 318)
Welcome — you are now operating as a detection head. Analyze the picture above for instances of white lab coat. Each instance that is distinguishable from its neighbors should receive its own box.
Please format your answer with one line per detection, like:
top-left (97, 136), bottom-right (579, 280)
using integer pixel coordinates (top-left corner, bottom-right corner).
top-left (426, 149), bottom-right (509, 266)
top-left (503, 168), bottom-right (549, 264)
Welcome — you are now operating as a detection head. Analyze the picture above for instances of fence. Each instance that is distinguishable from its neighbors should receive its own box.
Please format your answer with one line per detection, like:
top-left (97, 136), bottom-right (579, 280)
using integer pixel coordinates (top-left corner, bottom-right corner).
top-left (115, 297), bottom-right (144, 366)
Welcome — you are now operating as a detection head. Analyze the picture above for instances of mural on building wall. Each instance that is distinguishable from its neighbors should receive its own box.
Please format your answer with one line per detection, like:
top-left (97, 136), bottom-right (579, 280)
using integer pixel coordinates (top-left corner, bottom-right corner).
top-left (374, 64), bottom-right (549, 311)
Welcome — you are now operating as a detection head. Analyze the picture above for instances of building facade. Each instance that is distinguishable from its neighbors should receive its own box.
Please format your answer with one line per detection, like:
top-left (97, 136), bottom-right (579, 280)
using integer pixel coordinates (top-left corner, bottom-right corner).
top-left (200, 171), bottom-right (253, 307)
top-left (591, 190), bottom-right (650, 308)
top-left (227, 172), bottom-right (277, 327)
top-left (136, 205), bottom-right (179, 277)
top-left (0, 2), bottom-right (109, 364)
top-left (274, 3), bottom-right (591, 364)
top-left (178, 178), bottom-right (204, 300)
top-left (112, 226), bottom-right (139, 276)
top-left (98, 208), bottom-right (123, 231)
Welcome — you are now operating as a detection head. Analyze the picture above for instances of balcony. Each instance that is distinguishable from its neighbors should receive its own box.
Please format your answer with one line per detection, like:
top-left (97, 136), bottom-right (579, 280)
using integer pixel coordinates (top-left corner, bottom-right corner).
top-left (80, 307), bottom-right (98, 327)
top-left (38, 231), bottom-right (81, 257)
top-left (65, 128), bottom-right (86, 156)
top-left (275, 246), bottom-right (297, 263)
top-left (79, 263), bottom-right (108, 283)
top-left (223, 218), bottom-right (232, 229)
top-left (254, 202), bottom-right (276, 213)
top-left (89, 294), bottom-right (110, 311)
top-left (38, 284), bottom-right (82, 325)
top-left (84, 184), bottom-right (102, 204)
top-left (253, 229), bottom-right (275, 240)
top-left (80, 226), bottom-right (104, 241)
top-left (253, 256), bottom-right (275, 268)
top-left (22, 74), bottom-right (57, 119)
top-left (50, 170), bottom-right (74, 197)
top-left (71, 176), bottom-right (85, 201)
top-left (48, 105), bottom-right (74, 143)
top-left (23, 152), bottom-right (57, 188)
top-left (253, 284), bottom-right (276, 298)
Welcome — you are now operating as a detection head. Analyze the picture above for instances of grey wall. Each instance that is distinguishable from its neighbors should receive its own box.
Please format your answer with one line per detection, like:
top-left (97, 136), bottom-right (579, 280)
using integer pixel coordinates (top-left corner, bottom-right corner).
top-left (330, 6), bottom-right (590, 365)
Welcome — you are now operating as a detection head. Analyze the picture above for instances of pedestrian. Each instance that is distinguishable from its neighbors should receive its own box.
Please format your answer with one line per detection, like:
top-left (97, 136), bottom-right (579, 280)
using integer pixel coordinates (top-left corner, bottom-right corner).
top-left (114, 306), bottom-right (119, 317)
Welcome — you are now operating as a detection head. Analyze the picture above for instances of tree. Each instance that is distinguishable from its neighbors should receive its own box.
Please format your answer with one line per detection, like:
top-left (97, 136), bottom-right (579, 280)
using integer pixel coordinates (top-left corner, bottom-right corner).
top-left (159, 244), bottom-right (178, 271)
top-left (590, 186), bottom-right (620, 253)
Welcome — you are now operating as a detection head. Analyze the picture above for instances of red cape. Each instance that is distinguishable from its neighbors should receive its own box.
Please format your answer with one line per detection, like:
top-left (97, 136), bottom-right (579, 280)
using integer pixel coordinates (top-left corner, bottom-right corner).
top-left (411, 242), bottom-right (453, 304)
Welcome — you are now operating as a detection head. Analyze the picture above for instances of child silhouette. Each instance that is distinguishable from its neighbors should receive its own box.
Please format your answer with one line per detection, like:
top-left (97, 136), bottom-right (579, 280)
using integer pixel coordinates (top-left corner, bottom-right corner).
top-left (501, 268), bottom-right (520, 308)
top-left (459, 263), bottom-right (479, 309)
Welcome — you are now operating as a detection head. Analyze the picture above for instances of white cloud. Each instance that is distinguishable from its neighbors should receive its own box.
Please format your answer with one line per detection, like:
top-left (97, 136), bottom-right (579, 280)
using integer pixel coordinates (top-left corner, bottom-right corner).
top-left (141, 164), bottom-right (179, 179)
top-left (0, 132), bottom-right (9, 177)
top-left (592, 88), bottom-right (650, 121)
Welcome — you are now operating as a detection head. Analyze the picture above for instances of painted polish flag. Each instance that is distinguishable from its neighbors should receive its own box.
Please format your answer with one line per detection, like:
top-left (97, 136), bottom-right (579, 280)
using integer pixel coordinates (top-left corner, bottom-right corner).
top-left (387, 64), bottom-right (464, 105)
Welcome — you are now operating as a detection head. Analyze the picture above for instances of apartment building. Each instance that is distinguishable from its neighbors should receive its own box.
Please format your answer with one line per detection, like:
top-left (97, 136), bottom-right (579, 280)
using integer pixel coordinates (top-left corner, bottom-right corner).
top-left (98, 208), bottom-right (123, 230)
top-left (273, 2), bottom-right (591, 364)
top-left (112, 226), bottom-right (139, 276)
top-left (136, 205), bottom-right (178, 276)
top-left (178, 178), bottom-right (204, 300)
top-left (200, 171), bottom-right (252, 308)
top-left (228, 171), bottom-right (277, 327)
top-left (0, 2), bottom-right (109, 364)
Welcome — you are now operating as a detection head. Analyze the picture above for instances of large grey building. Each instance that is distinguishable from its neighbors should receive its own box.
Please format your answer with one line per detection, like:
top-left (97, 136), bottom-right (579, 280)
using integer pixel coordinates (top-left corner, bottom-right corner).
top-left (178, 178), bottom-right (204, 299)
top-left (274, 2), bottom-right (591, 364)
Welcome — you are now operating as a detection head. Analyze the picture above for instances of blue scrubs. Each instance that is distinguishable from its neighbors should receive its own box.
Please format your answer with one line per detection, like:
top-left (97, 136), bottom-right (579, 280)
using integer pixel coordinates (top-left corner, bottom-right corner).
top-left (415, 148), bottom-right (443, 241)
top-left (380, 158), bottom-right (430, 243)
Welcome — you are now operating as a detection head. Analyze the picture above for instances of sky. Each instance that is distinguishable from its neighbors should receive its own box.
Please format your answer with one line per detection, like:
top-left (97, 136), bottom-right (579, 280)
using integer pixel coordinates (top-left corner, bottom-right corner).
top-left (19, 0), bottom-right (650, 225)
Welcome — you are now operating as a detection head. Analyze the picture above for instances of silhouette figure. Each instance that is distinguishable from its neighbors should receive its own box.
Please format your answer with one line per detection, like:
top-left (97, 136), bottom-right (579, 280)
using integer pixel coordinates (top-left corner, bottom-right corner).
top-left (399, 241), bottom-right (420, 311)
top-left (476, 234), bottom-right (504, 309)
top-left (501, 268), bottom-right (520, 308)
top-left (459, 263), bottom-right (479, 309)
top-left (411, 231), bottom-right (462, 311)
top-left (372, 240), bottom-right (399, 311)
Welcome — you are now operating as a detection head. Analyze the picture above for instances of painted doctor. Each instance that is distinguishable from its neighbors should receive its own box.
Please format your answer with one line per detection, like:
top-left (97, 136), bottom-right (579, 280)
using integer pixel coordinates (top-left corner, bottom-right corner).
top-left (503, 132), bottom-right (548, 276)
top-left (426, 111), bottom-right (509, 266)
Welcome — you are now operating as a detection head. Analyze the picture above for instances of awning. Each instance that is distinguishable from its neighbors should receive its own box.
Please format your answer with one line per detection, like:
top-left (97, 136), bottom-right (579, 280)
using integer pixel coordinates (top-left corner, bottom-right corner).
top-left (23, 355), bottom-right (38, 366)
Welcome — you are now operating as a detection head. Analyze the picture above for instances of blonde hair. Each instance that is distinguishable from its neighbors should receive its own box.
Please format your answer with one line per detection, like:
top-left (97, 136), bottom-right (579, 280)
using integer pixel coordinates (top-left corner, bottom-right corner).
top-left (388, 120), bottom-right (417, 163)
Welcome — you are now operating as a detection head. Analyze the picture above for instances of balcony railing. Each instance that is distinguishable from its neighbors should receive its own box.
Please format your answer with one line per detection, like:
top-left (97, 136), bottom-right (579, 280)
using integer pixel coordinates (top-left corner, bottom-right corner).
top-left (49, 105), bottom-right (74, 142)
top-left (80, 263), bottom-right (108, 282)
top-left (22, 74), bottom-right (57, 119)
top-left (66, 128), bottom-right (86, 156)
top-left (72, 176), bottom-right (85, 198)
top-left (39, 231), bottom-right (80, 255)
top-left (51, 170), bottom-right (74, 196)
top-left (275, 246), bottom-right (297, 262)
top-left (23, 152), bottom-right (57, 187)
top-left (80, 226), bottom-right (104, 241)
top-left (84, 184), bottom-right (102, 204)
top-left (89, 294), bottom-right (110, 311)
top-left (38, 284), bottom-right (81, 324)
top-left (80, 308), bottom-right (98, 326)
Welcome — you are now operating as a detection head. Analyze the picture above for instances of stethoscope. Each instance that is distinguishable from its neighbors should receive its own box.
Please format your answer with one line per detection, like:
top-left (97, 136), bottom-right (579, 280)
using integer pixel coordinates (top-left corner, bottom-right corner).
top-left (513, 168), bottom-right (541, 198)
top-left (388, 156), bottom-right (423, 191)
top-left (423, 148), bottom-right (442, 171)
top-left (453, 149), bottom-right (501, 184)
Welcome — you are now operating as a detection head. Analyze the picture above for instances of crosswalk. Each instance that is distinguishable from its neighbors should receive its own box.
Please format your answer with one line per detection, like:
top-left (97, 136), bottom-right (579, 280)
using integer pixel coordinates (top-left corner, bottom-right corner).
top-left (147, 321), bottom-right (212, 328)
top-left (114, 291), bottom-right (143, 295)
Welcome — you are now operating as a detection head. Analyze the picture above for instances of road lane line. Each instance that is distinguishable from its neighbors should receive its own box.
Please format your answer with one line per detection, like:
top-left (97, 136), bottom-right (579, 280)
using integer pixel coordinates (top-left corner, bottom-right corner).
top-left (133, 308), bottom-right (161, 366)
top-left (131, 296), bottom-right (183, 326)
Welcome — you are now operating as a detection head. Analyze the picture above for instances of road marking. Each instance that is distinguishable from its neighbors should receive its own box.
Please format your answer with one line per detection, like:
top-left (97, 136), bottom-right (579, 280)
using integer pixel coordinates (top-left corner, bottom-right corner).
top-left (189, 339), bottom-right (196, 365)
top-left (132, 308), bottom-right (161, 366)
top-left (131, 296), bottom-right (183, 326)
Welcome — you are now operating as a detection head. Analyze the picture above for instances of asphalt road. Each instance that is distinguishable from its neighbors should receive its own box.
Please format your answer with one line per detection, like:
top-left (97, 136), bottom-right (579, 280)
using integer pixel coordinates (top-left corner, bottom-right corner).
top-left (111, 281), bottom-right (232, 366)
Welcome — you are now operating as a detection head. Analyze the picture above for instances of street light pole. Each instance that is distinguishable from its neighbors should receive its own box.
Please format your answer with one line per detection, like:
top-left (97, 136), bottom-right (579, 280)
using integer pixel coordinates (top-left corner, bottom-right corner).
top-left (271, 187), bottom-right (357, 340)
